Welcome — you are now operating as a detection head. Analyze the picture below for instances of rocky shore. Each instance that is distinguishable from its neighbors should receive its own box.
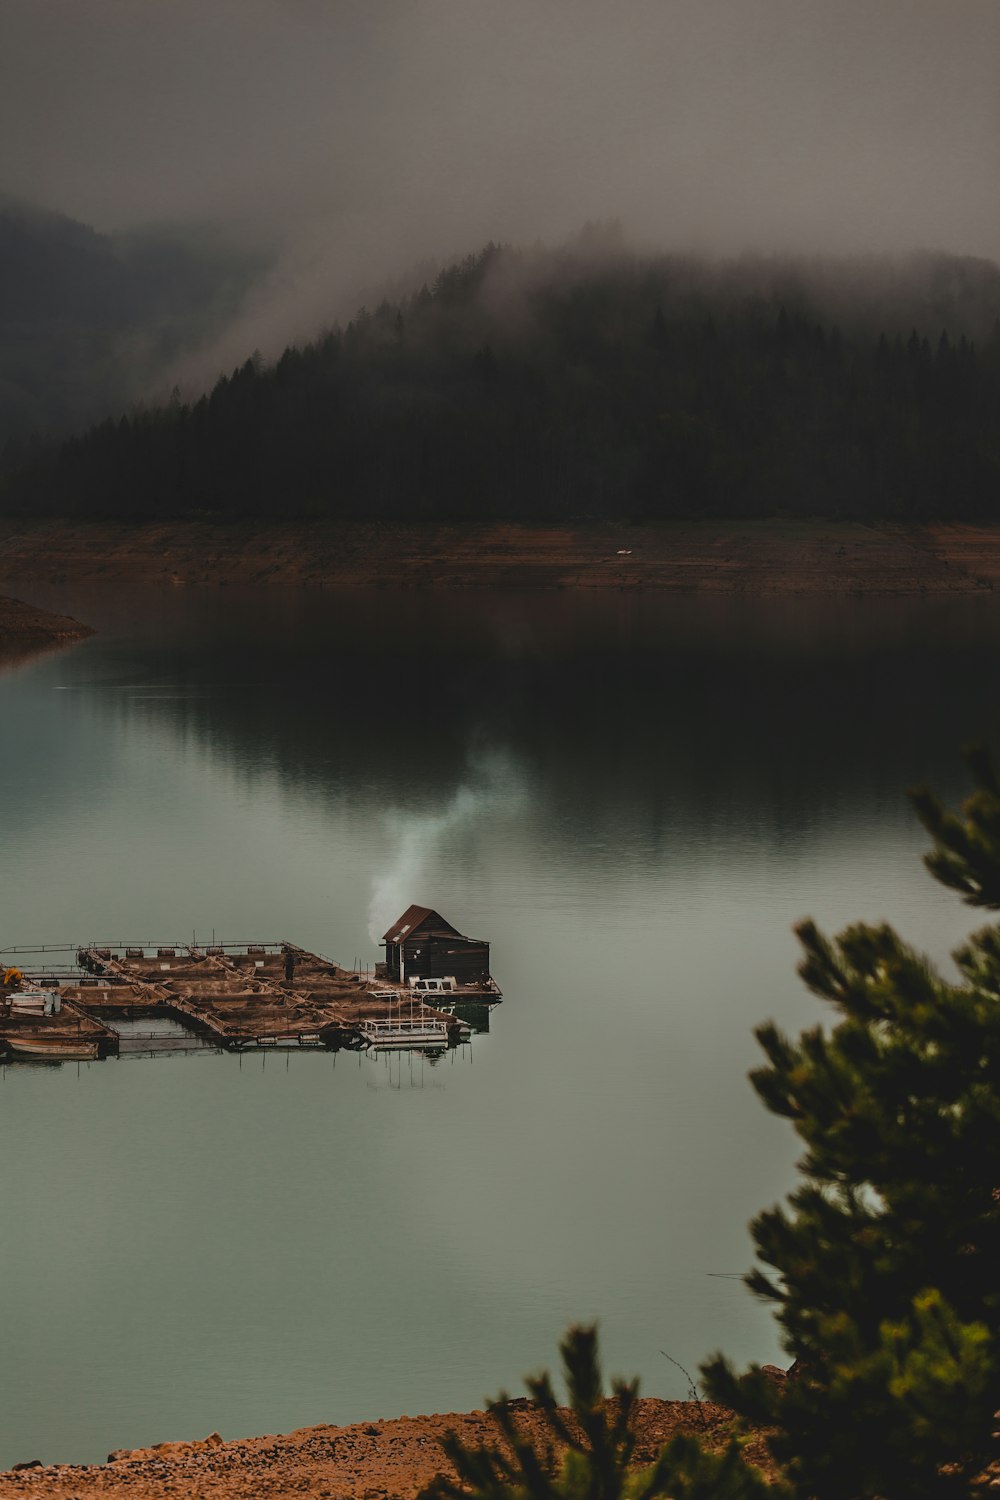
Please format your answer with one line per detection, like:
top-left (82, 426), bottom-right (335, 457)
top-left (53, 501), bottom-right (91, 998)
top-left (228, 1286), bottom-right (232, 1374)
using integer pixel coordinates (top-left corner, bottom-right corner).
top-left (0, 517), bottom-right (999, 594)
top-left (0, 592), bottom-right (93, 651)
top-left (0, 1398), bottom-right (776, 1499)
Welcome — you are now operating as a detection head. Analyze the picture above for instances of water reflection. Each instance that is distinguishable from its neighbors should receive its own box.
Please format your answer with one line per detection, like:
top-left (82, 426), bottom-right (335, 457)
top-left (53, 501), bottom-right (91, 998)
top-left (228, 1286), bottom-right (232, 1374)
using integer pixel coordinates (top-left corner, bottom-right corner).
top-left (25, 586), bottom-right (1000, 827)
top-left (0, 585), bottom-right (998, 1469)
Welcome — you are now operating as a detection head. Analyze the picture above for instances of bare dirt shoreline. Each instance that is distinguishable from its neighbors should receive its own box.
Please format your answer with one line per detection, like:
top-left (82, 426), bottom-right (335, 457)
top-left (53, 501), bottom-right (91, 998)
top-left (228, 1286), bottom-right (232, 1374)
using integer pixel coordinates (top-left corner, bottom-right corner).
top-left (0, 1398), bottom-right (776, 1498)
top-left (0, 591), bottom-right (93, 652)
top-left (1, 517), bottom-right (999, 594)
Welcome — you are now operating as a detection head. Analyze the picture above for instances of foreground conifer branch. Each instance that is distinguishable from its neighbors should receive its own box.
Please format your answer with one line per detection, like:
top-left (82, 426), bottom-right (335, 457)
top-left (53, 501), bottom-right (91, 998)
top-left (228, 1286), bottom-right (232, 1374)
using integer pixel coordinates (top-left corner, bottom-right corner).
top-left (419, 1323), bottom-right (778, 1500)
top-left (429, 747), bottom-right (999, 1499)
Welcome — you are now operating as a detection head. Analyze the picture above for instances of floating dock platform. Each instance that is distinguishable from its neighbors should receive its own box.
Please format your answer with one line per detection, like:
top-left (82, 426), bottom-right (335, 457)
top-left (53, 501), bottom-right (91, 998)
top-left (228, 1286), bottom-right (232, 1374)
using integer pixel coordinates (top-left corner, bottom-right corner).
top-left (0, 939), bottom-right (499, 1064)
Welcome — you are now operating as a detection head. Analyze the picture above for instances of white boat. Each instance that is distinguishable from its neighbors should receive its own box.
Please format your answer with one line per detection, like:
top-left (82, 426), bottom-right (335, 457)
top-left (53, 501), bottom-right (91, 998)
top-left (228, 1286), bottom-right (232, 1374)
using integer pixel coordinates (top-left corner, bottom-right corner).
top-left (5, 1037), bottom-right (99, 1061)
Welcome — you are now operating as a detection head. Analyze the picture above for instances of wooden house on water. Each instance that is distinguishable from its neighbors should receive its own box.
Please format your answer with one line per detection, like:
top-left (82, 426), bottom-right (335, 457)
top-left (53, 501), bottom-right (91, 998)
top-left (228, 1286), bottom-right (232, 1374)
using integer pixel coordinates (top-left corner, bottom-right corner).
top-left (381, 905), bottom-right (497, 994)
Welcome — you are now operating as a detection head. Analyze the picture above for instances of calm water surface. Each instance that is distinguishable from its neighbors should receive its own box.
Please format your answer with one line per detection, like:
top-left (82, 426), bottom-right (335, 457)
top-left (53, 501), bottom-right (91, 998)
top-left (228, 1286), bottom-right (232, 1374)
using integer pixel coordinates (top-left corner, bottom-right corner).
top-left (1, 585), bottom-right (997, 1467)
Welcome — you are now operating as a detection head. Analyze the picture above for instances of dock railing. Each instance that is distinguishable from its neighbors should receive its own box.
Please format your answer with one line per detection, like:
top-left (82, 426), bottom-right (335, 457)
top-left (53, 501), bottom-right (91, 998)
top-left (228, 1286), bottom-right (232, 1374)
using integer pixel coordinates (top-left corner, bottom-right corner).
top-left (356, 1015), bottom-right (450, 1048)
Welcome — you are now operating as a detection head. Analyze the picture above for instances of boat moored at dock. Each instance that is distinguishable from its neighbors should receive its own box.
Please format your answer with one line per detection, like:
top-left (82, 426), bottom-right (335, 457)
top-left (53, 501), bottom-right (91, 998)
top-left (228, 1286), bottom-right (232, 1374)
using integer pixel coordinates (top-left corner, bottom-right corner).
top-left (5, 1036), bottom-right (100, 1061)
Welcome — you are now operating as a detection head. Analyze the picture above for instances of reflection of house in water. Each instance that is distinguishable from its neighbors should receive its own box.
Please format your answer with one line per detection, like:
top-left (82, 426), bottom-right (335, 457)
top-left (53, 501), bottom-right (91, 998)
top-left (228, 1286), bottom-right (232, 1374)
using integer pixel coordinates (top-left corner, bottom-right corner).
top-left (381, 905), bottom-right (498, 996)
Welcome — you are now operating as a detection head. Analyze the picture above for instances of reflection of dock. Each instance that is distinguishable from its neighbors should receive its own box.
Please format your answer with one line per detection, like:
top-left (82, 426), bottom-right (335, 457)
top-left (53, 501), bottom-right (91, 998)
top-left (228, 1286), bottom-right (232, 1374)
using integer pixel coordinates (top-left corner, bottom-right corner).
top-left (0, 940), bottom-right (497, 1065)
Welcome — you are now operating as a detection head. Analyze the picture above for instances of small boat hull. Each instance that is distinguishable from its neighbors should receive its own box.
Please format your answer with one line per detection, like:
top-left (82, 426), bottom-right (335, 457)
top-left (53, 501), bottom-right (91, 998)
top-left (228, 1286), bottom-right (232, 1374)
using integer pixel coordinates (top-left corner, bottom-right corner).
top-left (5, 1038), bottom-right (100, 1061)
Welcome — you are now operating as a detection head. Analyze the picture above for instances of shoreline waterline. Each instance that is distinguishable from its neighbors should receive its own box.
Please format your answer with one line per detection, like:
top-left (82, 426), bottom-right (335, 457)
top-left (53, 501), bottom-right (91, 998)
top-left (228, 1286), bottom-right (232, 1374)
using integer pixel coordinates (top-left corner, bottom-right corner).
top-left (1, 516), bottom-right (998, 595)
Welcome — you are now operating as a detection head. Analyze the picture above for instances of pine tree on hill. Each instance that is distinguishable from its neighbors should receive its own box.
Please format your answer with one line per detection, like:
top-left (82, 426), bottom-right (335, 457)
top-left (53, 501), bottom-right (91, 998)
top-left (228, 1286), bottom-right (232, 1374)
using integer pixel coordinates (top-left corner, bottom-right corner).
top-left (4, 243), bottom-right (1000, 522)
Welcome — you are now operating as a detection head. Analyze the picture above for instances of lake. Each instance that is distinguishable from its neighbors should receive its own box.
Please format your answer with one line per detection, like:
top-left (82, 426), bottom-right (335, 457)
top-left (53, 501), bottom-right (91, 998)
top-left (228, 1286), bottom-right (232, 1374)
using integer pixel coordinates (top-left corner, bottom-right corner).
top-left (1, 583), bottom-right (997, 1468)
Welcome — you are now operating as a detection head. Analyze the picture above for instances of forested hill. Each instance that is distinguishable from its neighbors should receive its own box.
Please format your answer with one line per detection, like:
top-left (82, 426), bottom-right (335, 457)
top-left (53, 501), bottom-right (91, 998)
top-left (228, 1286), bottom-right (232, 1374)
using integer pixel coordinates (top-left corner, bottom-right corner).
top-left (0, 198), bottom-right (267, 450)
top-left (4, 241), bottom-right (1000, 522)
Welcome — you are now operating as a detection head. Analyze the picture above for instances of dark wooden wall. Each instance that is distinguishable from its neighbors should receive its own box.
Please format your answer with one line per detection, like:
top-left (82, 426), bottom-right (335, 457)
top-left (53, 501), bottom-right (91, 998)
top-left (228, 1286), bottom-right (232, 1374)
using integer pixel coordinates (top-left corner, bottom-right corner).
top-left (402, 938), bottom-right (490, 982)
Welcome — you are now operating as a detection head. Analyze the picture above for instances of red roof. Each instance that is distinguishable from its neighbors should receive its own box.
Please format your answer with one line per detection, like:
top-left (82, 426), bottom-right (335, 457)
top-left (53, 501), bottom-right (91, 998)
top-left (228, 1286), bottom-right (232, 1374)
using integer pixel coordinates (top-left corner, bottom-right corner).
top-left (382, 905), bottom-right (460, 945)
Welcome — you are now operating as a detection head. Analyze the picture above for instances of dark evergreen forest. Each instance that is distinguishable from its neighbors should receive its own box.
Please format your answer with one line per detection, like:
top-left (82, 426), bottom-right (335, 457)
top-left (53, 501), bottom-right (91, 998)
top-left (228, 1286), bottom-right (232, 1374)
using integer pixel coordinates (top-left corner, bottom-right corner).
top-left (5, 242), bottom-right (1000, 522)
top-left (0, 198), bottom-right (266, 450)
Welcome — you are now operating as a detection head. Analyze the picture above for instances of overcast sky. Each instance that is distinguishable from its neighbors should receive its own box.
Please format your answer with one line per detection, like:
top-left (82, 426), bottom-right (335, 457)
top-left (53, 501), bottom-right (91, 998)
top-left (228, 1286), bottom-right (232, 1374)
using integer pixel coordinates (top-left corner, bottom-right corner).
top-left (3, 1), bottom-right (998, 353)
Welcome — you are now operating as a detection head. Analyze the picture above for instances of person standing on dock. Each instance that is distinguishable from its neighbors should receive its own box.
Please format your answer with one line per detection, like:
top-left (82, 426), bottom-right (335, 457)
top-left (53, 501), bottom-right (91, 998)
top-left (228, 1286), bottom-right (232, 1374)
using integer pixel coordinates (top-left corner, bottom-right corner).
top-left (283, 948), bottom-right (296, 985)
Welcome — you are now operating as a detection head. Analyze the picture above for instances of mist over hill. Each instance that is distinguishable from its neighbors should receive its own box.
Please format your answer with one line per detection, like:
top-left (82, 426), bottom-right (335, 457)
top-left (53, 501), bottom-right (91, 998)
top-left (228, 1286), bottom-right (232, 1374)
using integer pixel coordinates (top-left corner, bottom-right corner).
top-left (4, 238), bottom-right (1000, 524)
top-left (0, 198), bottom-right (269, 449)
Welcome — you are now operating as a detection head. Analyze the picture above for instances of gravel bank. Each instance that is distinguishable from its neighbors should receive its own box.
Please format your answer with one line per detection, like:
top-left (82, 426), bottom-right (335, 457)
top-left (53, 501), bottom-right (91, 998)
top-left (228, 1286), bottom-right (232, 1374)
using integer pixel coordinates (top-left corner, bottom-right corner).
top-left (0, 1399), bottom-right (777, 1499)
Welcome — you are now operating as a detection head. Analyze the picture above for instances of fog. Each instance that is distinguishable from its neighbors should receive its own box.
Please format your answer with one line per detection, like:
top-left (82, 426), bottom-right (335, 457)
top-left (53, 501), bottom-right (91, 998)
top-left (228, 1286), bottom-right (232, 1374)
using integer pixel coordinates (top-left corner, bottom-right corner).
top-left (3, 1), bottom-right (999, 365)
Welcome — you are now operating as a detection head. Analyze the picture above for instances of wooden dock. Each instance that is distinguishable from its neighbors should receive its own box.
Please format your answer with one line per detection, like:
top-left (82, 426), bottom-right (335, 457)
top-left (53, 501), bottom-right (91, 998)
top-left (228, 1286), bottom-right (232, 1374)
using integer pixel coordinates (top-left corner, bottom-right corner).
top-left (0, 941), bottom-right (492, 1063)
